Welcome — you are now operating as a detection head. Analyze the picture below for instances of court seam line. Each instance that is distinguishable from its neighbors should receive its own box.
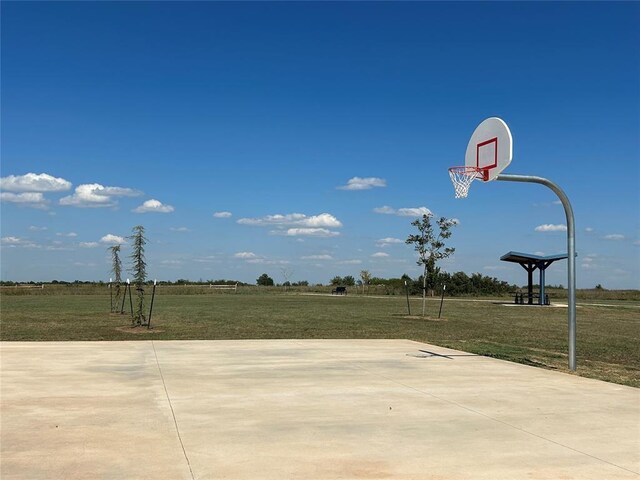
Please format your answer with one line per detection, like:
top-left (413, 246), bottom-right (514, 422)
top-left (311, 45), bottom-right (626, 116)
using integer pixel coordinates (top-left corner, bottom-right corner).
top-left (392, 378), bottom-right (639, 475)
top-left (151, 340), bottom-right (195, 480)
top-left (296, 341), bottom-right (639, 476)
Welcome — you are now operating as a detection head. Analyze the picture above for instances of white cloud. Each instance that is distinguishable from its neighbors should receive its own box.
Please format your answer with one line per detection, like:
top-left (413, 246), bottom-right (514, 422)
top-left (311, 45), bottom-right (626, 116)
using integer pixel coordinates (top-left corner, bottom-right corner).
top-left (535, 224), bottom-right (567, 232)
top-left (276, 228), bottom-right (340, 237)
top-left (533, 200), bottom-right (562, 208)
top-left (0, 236), bottom-right (45, 249)
top-left (238, 212), bottom-right (342, 228)
top-left (397, 207), bottom-right (432, 217)
top-left (1, 236), bottom-right (24, 245)
top-left (372, 206), bottom-right (395, 214)
top-left (234, 252), bottom-right (258, 259)
top-left (373, 206), bottom-right (433, 217)
top-left (585, 227), bottom-right (594, 233)
top-left (238, 212), bottom-right (343, 238)
top-left (301, 254), bottom-right (333, 260)
top-left (533, 200), bottom-right (563, 208)
top-left (213, 211), bottom-right (232, 218)
top-left (100, 234), bottom-right (126, 245)
top-left (60, 183), bottom-right (142, 208)
top-left (0, 172), bottom-right (71, 192)
top-left (371, 252), bottom-right (390, 258)
top-left (603, 234), bottom-right (625, 241)
top-left (233, 252), bottom-right (287, 265)
top-left (1, 192), bottom-right (49, 209)
top-left (302, 214), bottom-right (342, 228)
top-left (29, 226), bottom-right (48, 231)
top-left (337, 259), bottom-right (362, 265)
top-left (73, 262), bottom-right (97, 267)
top-left (612, 268), bottom-right (630, 276)
top-left (581, 254), bottom-right (599, 269)
top-left (376, 237), bottom-right (404, 247)
top-left (46, 244), bottom-right (70, 251)
top-left (133, 199), bottom-right (174, 213)
top-left (246, 258), bottom-right (289, 265)
top-left (56, 232), bottom-right (77, 237)
top-left (79, 242), bottom-right (99, 248)
top-left (170, 227), bottom-right (190, 232)
top-left (337, 177), bottom-right (386, 191)
top-left (194, 255), bottom-right (219, 264)
top-left (160, 260), bottom-right (183, 266)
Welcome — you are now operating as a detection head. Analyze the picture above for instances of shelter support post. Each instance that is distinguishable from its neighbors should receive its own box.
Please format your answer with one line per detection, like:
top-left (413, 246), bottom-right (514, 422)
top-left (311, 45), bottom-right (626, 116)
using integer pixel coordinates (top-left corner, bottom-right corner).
top-left (496, 174), bottom-right (576, 371)
top-left (539, 266), bottom-right (545, 306)
top-left (519, 263), bottom-right (537, 304)
top-left (540, 260), bottom-right (553, 305)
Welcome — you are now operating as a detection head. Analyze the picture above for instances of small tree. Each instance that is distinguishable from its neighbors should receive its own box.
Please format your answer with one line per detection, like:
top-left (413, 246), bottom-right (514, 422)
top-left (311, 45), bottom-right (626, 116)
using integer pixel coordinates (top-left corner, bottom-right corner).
top-left (280, 267), bottom-right (293, 291)
top-left (257, 273), bottom-right (274, 286)
top-left (360, 270), bottom-right (371, 295)
top-left (406, 214), bottom-right (456, 316)
top-left (109, 245), bottom-right (122, 312)
top-left (129, 225), bottom-right (147, 326)
top-left (330, 276), bottom-right (343, 286)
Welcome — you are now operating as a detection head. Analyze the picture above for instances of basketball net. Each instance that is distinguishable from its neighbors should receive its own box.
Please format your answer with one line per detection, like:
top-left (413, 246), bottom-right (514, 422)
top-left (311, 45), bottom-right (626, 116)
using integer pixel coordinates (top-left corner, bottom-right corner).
top-left (448, 166), bottom-right (486, 198)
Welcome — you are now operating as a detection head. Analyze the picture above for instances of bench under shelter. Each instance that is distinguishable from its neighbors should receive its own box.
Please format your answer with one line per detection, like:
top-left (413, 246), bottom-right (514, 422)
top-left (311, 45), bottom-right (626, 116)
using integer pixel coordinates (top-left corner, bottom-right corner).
top-left (500, 251), bottom-right (568, 305)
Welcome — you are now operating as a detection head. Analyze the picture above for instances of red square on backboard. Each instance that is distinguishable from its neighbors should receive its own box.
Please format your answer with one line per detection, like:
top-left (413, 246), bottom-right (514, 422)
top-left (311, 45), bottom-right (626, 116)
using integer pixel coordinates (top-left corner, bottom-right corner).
top-left (476, 137), bottom-right (498, 170)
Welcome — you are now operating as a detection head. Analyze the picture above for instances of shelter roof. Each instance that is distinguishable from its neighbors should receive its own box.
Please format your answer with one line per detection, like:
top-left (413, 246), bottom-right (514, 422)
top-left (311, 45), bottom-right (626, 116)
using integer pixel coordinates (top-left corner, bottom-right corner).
top-left (500, 251), bottom-right (568, 264)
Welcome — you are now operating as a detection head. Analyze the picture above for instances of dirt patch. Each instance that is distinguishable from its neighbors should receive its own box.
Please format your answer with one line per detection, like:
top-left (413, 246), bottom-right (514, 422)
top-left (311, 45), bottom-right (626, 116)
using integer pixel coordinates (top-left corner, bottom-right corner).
top-left (115, 326), bottom-right (164, 334)
top-left (394, 314), bottom-right (447, 321)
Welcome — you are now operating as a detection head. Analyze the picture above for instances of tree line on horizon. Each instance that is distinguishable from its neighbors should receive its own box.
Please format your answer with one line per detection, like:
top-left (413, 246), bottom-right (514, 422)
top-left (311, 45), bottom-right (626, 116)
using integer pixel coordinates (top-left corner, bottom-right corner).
top-left (0, 272), bottom-right (520, 296)
top-left (0, 277), bottom-right (605, 294)
top-left (0, 214), bottom-right (585, 295)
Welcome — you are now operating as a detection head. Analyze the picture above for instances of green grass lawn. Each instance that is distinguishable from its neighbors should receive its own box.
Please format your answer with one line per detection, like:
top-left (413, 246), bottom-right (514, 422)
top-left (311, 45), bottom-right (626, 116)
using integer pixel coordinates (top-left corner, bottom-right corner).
top-left (1, 292), bottom-right (638, 387)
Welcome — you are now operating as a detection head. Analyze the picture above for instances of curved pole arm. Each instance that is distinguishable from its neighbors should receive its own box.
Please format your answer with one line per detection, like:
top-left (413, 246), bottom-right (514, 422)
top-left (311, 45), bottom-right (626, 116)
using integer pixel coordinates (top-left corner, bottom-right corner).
top-left (496, 174), bottom-right (577, 371)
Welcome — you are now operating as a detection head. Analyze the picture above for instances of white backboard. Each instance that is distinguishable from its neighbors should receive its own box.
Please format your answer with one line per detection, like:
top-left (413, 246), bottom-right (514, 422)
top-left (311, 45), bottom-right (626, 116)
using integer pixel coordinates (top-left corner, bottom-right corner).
top-left (465, 117), bottom-right (512, 181)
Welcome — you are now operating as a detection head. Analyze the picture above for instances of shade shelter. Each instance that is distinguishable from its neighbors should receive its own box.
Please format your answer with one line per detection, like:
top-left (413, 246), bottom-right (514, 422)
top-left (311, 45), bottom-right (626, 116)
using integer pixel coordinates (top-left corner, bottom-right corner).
top-left (500, 251), bottom-right (568, 305)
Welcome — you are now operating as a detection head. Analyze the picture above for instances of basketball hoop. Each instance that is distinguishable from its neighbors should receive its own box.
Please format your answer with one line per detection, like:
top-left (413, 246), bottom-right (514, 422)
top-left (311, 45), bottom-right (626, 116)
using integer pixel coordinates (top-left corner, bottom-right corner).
top-left (448, 166), bottom-right (487, 198)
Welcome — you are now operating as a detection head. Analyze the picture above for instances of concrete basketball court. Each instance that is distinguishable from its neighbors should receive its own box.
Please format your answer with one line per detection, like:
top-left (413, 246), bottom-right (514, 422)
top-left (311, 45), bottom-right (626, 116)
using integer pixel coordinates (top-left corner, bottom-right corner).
top-left (1, 340), bottom-right (638, 479)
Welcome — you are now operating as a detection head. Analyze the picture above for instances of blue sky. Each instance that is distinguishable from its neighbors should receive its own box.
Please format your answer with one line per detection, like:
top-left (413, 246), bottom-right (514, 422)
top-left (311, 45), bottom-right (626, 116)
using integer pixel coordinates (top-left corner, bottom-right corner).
top-left (1, 2), bottom-right (638, 289)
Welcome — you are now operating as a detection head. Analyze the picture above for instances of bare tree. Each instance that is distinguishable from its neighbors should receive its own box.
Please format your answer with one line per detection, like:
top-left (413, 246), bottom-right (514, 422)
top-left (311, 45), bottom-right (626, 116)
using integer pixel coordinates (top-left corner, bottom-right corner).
top-left (406, 214), bottom-right (456, 316)
top-left (360, 270), bottom-right (371, 295)
top-left (109, 245), bottom-right (122, 312)
top-left (280, 267), bottom-right (293, 291)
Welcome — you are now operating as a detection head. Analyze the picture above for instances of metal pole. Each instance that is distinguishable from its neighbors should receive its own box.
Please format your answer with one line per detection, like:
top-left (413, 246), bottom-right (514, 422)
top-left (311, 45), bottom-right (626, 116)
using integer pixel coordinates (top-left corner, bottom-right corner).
top-left (120, 281), bottom-right (127, 314)
top-left (497, 174), bottom-right (576, 370)
top-left (405, 280), bottom-right (411, 316)
top-left (127, 279), bottom-right (134, 322)
top-left (147, 280), bottom-right (157, 329)
top-left (438, 284), bottom-right (446, 319)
